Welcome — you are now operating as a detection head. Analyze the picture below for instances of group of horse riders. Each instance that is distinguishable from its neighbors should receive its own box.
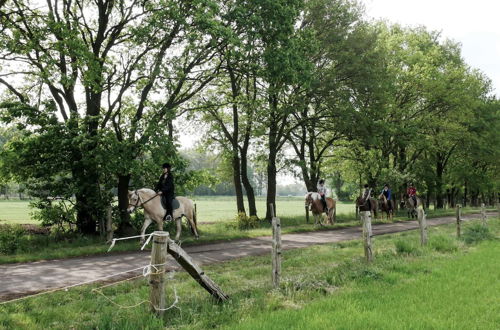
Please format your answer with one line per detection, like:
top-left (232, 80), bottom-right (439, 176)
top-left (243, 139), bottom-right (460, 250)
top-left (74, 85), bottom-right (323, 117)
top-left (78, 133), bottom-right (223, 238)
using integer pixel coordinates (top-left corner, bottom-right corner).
top-left (360, 182), bottom-right (418, 211)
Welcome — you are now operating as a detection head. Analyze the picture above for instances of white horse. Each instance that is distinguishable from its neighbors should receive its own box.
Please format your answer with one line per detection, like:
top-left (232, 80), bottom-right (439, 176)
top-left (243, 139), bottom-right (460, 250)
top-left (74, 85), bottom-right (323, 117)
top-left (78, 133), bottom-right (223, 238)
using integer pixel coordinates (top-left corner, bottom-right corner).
top-left (127, 188), bottom-right (199, 242)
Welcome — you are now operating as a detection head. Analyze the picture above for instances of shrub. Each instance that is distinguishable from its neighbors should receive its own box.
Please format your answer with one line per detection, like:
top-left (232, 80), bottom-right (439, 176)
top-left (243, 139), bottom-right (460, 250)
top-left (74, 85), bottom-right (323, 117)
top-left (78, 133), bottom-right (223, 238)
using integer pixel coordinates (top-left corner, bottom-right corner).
top-left (429, 234), bottom-right (458, 253)
top-left (0, 224), bottom-right (26, 254)
top-left (30, 200), bottom-right (76, 231)
top-left (394, 239), bottom-right (421, 256)
top-left (463, 223), bottom-right (494, 245)
top-left (235, 212), bottom-right (260, 230)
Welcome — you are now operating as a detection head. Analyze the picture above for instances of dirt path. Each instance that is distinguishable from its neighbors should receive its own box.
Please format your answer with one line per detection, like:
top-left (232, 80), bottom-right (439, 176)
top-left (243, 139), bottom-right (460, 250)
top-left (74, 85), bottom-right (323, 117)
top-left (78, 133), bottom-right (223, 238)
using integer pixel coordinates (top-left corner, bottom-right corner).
top-left (0, 212), bottom-right (495, 302)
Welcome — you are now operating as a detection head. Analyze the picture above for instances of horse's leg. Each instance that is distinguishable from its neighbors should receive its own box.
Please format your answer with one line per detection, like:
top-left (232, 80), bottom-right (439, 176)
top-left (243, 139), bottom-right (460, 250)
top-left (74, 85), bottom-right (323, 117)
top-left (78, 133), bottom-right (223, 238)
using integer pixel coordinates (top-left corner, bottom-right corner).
top-left (140, 217), bottom-right (153, 244)
top-left (175, 216), bottom-right (182, 241)
top-left (186, 211), bottom-right (199, 239)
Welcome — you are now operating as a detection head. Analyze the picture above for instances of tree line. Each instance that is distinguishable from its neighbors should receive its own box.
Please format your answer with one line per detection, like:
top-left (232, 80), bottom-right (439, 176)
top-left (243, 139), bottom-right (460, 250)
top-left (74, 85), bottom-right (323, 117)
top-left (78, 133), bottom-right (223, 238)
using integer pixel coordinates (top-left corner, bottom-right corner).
top-left (0, 0), bottom-right (498, 234)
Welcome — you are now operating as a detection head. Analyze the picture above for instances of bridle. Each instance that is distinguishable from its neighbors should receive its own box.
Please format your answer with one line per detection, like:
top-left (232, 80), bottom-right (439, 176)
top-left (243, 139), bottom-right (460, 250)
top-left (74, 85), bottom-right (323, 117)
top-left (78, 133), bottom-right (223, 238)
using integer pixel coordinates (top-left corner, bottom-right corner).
top-left (128, 190), bottom-right (160, 212)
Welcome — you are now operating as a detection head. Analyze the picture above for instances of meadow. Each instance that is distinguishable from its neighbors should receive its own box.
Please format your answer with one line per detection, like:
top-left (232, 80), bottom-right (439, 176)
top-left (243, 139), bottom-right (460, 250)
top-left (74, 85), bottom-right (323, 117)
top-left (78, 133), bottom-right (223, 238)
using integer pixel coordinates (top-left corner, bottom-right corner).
top-left (0, 217), bottom-right (498, 329)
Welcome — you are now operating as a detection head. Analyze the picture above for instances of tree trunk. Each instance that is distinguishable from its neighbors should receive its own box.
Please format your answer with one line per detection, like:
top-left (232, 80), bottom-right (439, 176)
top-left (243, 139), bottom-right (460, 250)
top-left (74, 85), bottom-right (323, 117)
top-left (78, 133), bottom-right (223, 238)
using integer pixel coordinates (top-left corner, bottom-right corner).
top-left (435, 160), bottom-right (444, 209)
top-left (240, 147), bottom-right (257, 217)
top-left (266, 147), bottom-right (278, 220)
top-left (232, 148), bottom-right (246, 214)
top-left (116, 174), bottom-right (136, 235)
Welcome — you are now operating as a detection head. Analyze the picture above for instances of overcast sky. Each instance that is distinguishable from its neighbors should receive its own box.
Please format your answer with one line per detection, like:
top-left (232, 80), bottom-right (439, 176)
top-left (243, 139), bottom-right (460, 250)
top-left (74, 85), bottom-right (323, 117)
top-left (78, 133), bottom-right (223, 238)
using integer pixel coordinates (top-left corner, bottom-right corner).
top-left (362, 0), bottom-right (500, 96)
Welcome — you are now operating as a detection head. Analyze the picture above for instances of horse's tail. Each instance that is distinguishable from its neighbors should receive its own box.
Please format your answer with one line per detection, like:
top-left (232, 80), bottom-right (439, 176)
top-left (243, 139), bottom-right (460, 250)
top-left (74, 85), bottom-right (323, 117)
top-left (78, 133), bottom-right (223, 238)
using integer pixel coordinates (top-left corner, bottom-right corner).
top-left (193, 202), bottom-right (198, 228)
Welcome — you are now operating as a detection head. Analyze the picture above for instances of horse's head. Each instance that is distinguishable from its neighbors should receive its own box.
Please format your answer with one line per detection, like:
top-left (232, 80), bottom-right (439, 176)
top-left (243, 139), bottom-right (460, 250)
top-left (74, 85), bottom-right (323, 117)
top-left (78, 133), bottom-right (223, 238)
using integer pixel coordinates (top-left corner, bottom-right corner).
top-left (127, 190), bottom-right (142, 213)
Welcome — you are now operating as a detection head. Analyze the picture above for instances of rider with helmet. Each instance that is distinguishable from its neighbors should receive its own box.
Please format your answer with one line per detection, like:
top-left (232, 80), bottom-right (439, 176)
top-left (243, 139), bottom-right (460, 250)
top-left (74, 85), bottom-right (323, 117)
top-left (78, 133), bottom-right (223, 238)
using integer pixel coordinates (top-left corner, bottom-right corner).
top-left (407, 182), bottom-right (417, 207)
top-left (380, 183), bottom-right (392, 211)
top-left (155, 163), bottom-right (175, 221)
top-left (317, 179), bottom-right (328, 213)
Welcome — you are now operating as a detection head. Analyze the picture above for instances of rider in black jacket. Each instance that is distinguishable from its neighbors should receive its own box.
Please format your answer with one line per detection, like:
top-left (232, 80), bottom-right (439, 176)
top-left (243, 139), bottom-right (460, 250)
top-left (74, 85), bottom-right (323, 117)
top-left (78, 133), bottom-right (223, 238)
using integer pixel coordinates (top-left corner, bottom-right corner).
top-left (155, 163), bottom-right (175, 221)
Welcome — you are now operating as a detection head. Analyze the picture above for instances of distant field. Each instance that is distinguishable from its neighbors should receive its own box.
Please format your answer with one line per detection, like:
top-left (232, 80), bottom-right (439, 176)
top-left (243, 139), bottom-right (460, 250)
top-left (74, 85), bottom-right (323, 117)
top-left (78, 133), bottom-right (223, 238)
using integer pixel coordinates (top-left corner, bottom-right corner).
top-left (0, 197), bottom-right (356, 225)
top-left (0, 200), bottom-right (34, 224)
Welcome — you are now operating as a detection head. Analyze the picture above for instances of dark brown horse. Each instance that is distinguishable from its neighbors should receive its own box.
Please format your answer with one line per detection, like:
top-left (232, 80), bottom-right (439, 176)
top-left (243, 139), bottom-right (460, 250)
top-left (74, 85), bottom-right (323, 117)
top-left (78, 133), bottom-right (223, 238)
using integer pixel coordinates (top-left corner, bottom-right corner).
top-left (378, 194), bottom-right (394, 221)
top-left (356, 196), bottom-right (378, 219)
top-left (305, 192), bottom-right (336, 225)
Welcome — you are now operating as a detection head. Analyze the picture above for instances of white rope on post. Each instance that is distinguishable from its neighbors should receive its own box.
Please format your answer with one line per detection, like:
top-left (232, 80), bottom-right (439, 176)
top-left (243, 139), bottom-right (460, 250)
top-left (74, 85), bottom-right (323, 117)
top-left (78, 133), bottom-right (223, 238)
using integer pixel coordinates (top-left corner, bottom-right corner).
top-left (107, 233), bottom-right (153, 252)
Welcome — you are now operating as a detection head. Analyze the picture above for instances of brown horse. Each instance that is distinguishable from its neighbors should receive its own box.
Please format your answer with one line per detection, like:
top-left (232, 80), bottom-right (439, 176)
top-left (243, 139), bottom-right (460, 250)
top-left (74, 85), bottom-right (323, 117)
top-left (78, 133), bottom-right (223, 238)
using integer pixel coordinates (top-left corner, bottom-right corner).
top-left (378, 194), bottom-right (394, 221)
top-left (127, 188), bottom-right (199, 242)
top-left (356, 195), bottom-right (378, 219)
top-left (305, 192), bottom-right (336, 225)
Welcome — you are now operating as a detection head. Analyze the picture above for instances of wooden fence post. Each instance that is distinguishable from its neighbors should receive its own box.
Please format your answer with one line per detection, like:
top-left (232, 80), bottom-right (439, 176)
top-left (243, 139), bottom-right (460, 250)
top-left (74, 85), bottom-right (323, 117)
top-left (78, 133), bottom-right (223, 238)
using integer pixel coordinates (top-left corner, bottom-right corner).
top-left (150, 231), bottom-right (169, 316)
top-left (481, 203), bottom-right (487, 226)
top-left (270, 203), bottom-right (281, 289)
top-left (456, 204), bottom-right (462, 238)
top-left (361, 211), bottom-right (373, 262)
top-left (417, 207), bottom-right (428, 246)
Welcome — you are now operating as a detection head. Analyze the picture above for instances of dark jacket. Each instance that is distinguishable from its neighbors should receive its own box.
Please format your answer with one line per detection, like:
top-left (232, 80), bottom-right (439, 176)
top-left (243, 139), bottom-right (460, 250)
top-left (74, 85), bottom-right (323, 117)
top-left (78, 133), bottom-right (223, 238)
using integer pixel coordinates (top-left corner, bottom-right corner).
top-left (155, 172), bottom-right (175, 197)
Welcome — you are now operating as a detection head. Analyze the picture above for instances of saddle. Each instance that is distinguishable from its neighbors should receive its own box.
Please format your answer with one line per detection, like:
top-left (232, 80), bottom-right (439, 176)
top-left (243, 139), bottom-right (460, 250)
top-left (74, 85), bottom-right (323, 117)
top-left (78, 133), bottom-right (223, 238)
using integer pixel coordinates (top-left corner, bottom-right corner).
top-left (161, 197), bottom-right (181, 211)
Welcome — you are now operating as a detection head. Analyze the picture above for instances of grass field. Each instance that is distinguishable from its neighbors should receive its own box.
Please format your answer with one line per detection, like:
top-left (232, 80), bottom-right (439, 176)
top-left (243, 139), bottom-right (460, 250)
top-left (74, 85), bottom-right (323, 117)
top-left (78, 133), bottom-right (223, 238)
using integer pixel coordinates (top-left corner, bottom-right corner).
top-left (0, 197), bottom-right (356, 224)
top-left (0, 218), bottom-right (498, 329)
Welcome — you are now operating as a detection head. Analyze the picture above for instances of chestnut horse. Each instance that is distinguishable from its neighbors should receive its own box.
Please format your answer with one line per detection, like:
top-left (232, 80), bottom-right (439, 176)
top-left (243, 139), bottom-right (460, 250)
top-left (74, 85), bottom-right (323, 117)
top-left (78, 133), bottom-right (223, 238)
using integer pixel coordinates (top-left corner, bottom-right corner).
top-left (305, 192), bottom-right (336, 225)
top-left (127, 188), bottom-right (199, 242)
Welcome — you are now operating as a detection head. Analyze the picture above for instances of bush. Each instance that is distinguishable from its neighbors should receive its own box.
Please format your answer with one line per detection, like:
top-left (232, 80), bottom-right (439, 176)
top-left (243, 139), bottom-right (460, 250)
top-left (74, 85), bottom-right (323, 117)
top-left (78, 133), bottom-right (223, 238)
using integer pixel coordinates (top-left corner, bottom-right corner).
top-left (0, 224), bottom-right (26, 254)
top-left (463, 223), bottom-right (493, 245)
top-left (235, 212), bottom-right (260, 230)
top-left (394, 239), bottom-right (421, 256)
top-left (429, 234), bottom-right (458, 253)
top-left (30, 200), bottom-right (76, 231)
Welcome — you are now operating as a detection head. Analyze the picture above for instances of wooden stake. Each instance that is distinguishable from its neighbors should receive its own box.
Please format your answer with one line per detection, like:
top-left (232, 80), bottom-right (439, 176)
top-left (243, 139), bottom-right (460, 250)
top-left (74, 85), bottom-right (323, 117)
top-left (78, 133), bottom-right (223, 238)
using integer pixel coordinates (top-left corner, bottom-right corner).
top-left (417, 207), bottom-right (428, 246)
top-left (271, 209), bottom-right (282, 289)
top-left (166, 239), bottom-right (229, 302)
top-left (481, 203), bottom-right (488, 226)
top-left (361, 211), bottom-right (373, 262)
top-left (456, 204), bottom-right (462, 238)
top-left (149, 231), bottom-right (169, 316)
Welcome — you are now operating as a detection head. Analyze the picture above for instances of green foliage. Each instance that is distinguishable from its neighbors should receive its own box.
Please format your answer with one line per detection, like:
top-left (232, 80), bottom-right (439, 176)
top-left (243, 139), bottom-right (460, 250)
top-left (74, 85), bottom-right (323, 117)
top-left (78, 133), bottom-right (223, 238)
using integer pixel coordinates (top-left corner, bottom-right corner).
top-left (0, 224), bottom-right (25, 254)
top-left (30, 200), bottom-right (76, 231)
top-left (234, 212), bottom-right (260, 230)
top-left (462, 223), bottom-right (494, 245)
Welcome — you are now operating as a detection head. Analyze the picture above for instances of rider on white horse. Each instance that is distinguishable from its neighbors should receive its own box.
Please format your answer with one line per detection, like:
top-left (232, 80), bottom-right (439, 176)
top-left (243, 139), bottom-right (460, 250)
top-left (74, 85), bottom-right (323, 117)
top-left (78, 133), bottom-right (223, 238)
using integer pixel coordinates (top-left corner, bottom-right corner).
top-left (155, 163), bottom-right (175, 221)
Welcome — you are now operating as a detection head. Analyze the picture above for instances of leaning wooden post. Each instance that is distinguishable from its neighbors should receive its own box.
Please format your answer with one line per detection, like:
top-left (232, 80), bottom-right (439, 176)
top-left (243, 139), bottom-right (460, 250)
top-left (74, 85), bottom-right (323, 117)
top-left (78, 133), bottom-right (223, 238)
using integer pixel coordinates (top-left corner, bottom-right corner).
top-left (270, 203), bottom-right (282, 288)
top-left (149, 231), bottom-right (169, 316)
top-left (481, 203), bottom-right (487, 226)
top-left (456, 204), bottom-right (462, 238)
top-left (417, 207), bottom-right (428, 246)
top-left (361, 211), bottom-right (373, 262)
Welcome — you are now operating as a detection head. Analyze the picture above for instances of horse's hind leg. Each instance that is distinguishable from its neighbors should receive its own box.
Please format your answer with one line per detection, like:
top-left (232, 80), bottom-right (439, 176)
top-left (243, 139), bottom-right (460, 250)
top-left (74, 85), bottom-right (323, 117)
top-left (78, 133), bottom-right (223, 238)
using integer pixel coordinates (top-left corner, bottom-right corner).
top-left (175, 217), bottom-right (182, 241)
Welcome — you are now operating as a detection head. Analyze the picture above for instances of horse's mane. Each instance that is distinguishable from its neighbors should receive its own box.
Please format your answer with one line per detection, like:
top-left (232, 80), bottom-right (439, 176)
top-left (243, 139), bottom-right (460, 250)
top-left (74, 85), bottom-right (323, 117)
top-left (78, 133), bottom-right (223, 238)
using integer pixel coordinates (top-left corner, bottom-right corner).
top-left (137, 188), bottom-right (156, 197)
top-left (305, 192), bottom-right (321, 201)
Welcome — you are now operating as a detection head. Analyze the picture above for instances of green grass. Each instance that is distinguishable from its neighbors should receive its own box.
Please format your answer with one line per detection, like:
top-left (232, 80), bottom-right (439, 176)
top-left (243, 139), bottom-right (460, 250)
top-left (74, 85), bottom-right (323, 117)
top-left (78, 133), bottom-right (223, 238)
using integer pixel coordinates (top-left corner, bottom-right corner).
top-left (0, 200), bottom-right (34, 224)
top-left (0, 218), bottom-right (498, 329)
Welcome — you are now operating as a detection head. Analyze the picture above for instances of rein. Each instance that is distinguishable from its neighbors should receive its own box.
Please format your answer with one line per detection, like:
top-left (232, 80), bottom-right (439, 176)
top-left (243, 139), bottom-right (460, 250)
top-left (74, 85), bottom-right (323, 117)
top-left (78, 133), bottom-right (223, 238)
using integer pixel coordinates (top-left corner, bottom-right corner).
top-left (128, 190), bottom-right (160, 211)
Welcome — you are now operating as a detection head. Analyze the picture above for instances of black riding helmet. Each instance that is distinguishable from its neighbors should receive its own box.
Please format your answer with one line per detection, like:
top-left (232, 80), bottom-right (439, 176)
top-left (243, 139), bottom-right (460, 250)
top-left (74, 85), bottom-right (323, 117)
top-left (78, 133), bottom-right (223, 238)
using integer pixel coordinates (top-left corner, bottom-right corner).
top-left (162, 163), bottom-right (172, 169)
top-left (319, 179), bottom-right (325, 184)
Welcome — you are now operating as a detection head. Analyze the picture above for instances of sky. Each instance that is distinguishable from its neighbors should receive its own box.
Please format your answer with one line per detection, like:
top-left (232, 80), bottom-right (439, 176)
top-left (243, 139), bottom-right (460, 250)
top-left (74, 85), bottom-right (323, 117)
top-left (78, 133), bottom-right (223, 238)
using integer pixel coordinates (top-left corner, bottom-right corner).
top-left (362, 0), bottom-right (500, 96)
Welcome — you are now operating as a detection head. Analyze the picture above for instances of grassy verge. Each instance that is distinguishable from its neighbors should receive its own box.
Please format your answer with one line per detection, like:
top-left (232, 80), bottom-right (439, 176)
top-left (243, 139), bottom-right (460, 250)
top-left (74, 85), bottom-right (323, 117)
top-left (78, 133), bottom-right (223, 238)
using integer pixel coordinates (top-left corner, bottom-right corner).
top-left (0, 218), bottom-right (498, 329)
top-left (0, 206), bottom-right (496, 264)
